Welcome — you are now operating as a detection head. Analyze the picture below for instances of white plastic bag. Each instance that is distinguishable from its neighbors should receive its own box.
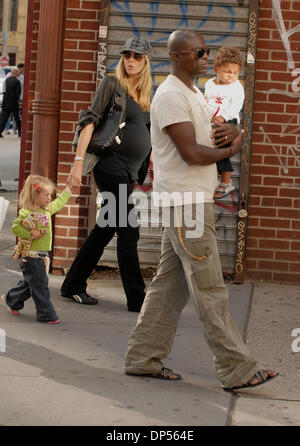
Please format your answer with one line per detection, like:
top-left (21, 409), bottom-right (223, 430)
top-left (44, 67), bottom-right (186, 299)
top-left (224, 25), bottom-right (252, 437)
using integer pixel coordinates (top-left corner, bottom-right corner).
top-left (0, 196), bottom-right (9, 231)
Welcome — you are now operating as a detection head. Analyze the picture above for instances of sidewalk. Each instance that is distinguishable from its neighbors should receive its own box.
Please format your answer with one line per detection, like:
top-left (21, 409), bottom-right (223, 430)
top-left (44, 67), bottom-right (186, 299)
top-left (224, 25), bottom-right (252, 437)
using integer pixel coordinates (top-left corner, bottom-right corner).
top-left (0, 193), bottom-right (299, 426)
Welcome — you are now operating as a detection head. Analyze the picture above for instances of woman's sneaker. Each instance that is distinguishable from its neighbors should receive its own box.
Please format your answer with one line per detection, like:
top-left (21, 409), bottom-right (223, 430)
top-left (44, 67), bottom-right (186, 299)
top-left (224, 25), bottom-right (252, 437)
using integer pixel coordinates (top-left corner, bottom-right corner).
top-left (61, 291), bottom-right (98, 305)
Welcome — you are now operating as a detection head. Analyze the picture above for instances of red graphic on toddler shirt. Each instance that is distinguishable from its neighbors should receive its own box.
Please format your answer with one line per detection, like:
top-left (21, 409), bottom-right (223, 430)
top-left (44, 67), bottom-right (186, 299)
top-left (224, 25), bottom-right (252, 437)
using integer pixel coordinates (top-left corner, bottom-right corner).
top-left (212, 96), bottom-right (224, 119)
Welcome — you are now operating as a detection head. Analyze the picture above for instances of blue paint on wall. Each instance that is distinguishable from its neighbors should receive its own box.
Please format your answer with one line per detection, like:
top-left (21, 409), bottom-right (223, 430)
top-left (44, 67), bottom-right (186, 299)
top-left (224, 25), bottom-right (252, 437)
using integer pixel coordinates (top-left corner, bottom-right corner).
top-left (109, 0), bottom-right (237, 72)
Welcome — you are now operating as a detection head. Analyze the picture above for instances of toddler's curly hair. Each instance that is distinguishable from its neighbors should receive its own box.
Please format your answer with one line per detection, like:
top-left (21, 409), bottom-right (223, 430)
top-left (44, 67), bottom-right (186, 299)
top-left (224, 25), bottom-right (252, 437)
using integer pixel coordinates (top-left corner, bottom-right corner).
top-left (213, 46), bottom-right (244, 68)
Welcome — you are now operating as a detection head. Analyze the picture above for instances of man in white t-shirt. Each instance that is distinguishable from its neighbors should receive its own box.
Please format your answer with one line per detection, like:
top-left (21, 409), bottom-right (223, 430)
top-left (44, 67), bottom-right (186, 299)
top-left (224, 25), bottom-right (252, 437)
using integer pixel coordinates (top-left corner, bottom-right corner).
top-left (125, 29), bottom-right (278, 391)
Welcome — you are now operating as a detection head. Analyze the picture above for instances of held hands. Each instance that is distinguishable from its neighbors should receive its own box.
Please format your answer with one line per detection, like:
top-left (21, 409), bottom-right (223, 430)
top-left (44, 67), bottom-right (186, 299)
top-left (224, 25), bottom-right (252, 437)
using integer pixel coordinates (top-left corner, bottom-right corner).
top-left (66, 161), bottom-right (83, 189)
top-left (64, 185), bottom-right (73, 194)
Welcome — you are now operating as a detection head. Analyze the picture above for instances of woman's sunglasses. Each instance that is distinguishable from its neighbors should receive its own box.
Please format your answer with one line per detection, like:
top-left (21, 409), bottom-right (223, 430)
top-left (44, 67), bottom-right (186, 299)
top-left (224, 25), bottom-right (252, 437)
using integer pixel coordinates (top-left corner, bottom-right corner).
top-left (175, 48), bottom-right (210, 59)
top-left (123, 51), bottom-right (144, 60)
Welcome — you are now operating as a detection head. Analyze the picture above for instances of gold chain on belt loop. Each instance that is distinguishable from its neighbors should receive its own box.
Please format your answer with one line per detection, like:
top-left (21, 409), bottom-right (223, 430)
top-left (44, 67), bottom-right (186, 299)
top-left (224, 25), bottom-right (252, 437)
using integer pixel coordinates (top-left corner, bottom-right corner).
top-left (175, 207), bottom-right (207, 262)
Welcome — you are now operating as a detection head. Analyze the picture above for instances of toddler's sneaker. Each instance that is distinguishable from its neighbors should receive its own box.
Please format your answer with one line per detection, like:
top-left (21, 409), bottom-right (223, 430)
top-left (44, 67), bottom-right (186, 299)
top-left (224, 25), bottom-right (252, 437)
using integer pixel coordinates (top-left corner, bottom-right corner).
top-left (1, 294), bottom-right (20, 315)
top-left (214, 182), bottom-right (235, 200)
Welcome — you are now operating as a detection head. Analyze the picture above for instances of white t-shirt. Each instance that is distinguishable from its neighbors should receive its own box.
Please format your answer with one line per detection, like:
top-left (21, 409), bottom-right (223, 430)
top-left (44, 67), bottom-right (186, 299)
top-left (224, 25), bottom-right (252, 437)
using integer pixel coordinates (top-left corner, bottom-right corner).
top-left (204, 78), bottom-right (244, 124)
top-left (150, 74), bottom-right (218, 206)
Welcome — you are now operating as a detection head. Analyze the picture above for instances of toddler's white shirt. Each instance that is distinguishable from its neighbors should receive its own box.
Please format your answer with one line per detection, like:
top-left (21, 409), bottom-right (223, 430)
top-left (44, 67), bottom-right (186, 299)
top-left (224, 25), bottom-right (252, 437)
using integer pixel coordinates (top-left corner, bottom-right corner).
top-left (204, 78), bottom-right (244, 124)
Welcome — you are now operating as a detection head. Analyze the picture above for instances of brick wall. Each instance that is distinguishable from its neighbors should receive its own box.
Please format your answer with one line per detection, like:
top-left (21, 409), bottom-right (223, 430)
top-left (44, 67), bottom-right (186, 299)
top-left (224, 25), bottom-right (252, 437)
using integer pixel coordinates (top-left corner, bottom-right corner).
top-left (247, 0), bottom-right (300, 283)
top-left (23, 0), bottom-right (299, 282)
top-left (52, 0), bottom-right (100, 272)
top-left (21, 0), bottom-right (40, 180)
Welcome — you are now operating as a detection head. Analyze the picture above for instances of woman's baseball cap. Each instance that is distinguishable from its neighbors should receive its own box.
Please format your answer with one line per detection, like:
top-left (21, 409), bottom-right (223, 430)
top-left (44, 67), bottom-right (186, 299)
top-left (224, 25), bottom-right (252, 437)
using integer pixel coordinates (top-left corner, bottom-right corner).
top-left (120, 37), bottom-right (152, 56)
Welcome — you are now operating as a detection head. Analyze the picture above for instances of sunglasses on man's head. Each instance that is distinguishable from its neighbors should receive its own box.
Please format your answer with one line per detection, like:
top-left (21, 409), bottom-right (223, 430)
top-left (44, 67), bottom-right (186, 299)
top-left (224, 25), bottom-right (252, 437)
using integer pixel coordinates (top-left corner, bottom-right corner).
top-left (123, 51), bottom-right (144, 60)
top-left (175, 48), bottom-right (210, 59)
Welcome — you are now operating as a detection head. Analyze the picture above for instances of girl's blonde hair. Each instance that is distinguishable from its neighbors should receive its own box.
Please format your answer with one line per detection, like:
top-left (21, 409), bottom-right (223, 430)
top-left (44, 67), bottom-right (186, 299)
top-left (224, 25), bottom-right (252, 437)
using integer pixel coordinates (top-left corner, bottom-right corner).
top-left (115, 54), bottom-right (152, 111)
top-left (19, 174), bottom-right (55, 210)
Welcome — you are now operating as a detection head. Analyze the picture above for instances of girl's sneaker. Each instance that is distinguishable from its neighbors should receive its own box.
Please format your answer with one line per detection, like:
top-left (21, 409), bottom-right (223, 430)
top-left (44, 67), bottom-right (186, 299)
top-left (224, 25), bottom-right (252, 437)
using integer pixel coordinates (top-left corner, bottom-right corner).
top-left (10, 309), bottom-right (20, 315)
top-left (48, 319), bottom-right (61, 325)
top-left (1, 294), bottom-right (20, 315)
top-left (37, 317), bottom-right (61, 324)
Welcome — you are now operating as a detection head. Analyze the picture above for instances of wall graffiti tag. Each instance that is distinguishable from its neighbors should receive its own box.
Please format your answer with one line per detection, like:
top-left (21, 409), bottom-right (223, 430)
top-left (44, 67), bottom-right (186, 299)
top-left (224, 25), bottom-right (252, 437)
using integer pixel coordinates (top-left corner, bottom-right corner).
top-left (259, 0), bottom-right (300, 180)
top-left (109, 0), bottom-right (238, 74)
top-left (97, 1), bottom-right (110, 83)
top-left (233, 0), bottom-right (259, 281)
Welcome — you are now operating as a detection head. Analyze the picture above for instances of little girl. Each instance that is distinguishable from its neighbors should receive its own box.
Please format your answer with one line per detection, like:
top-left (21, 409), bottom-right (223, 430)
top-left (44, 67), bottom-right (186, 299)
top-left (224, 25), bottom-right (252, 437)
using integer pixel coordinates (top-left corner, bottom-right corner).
top-left (2, 175), bottom-right (71, 324)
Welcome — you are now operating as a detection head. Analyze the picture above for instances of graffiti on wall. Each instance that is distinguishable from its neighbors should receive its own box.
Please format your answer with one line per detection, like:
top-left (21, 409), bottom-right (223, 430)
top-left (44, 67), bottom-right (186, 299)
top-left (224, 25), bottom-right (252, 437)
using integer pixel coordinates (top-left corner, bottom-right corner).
top-left (260, 0), bottom-right (300, 179)
top-left (97, 2), bottom-right (110, 82)
top-left (111, 0), bottom-right (237, 42)
top-left (109, 0), bottom-right (239, 73)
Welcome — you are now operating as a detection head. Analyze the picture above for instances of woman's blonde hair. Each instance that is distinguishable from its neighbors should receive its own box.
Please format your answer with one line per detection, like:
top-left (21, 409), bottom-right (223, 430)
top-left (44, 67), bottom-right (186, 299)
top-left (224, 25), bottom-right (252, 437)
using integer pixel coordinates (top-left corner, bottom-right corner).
top-left (115, 54), bottom-right (152, 111)
top-left (19, 174), bottom-right (55, 210)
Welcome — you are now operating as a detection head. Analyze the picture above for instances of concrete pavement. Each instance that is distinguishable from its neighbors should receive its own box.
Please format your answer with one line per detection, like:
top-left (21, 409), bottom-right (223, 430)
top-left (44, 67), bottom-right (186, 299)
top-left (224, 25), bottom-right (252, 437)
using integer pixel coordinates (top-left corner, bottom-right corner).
top-left (0, 191), bottom-right (299, 426)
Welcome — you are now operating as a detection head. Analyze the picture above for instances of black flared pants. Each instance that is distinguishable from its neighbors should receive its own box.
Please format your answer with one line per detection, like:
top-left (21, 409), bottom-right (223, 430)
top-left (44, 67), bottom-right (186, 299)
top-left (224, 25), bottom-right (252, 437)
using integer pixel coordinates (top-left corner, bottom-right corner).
top-left (61, 167), bottom-right (145, 309)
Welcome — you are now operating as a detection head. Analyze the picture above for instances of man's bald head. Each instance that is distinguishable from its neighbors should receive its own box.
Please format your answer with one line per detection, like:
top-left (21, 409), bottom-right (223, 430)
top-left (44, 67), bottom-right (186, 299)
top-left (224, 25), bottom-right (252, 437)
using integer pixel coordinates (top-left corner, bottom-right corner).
top-left (166, 29), bottom-right (209, 81)
top-left (11, 68), bottom-right (20, 77)
top-left (167, 29), bottom-right (205, 54)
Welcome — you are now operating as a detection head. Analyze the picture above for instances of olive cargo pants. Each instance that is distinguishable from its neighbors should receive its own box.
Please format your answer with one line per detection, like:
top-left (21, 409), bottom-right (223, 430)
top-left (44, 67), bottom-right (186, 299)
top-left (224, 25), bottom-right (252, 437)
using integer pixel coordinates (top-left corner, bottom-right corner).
top-left (125, 203), bottom-right (260, 388)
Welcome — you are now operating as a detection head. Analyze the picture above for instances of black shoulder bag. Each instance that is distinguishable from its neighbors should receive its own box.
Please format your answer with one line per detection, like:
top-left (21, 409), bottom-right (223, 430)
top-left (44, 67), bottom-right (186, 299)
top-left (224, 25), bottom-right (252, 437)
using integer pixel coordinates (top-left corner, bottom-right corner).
top-left (86, 92), bottom-right (125, 156)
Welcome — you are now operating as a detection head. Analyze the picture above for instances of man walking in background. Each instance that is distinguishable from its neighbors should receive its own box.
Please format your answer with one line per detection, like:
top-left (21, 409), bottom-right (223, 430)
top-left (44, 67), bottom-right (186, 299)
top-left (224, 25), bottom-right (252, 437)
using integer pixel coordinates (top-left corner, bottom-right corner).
top-left (0, 68), bottom-right (21, 138)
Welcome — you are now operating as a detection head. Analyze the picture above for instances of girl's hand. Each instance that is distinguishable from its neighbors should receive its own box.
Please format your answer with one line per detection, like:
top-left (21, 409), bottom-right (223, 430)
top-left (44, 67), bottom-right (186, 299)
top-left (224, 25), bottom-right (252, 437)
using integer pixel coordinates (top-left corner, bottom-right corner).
top-left (64, 185), bottom-right (73, 194)
top-left (31, 229), bottom-right (42, 240)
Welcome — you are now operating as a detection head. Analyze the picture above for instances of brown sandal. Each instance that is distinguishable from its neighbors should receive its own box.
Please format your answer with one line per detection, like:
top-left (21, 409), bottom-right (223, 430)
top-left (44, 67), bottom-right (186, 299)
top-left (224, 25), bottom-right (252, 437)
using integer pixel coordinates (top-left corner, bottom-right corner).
top-left (223, 369), bottom-right (279, 392)
top-left (126, 367), bottom-right (182, 381)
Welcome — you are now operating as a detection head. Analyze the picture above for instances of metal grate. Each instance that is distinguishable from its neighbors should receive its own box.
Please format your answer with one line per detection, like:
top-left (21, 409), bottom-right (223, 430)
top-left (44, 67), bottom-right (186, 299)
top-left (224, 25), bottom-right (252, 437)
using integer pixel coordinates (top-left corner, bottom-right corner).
top-left (95, 0), bottom-right (255, 275)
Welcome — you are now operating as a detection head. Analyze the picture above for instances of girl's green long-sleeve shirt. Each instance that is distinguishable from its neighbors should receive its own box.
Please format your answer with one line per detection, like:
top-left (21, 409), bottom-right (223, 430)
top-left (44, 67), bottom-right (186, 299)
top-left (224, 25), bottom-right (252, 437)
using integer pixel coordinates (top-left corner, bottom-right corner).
top-left (11, 189), bottom-right (71, 251)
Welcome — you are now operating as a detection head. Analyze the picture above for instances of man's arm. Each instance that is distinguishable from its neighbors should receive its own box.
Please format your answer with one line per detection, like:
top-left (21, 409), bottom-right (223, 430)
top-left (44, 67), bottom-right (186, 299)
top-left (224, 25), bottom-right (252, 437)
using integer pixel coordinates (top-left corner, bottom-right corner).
top-left (165, 121), bottom-right (242, 166)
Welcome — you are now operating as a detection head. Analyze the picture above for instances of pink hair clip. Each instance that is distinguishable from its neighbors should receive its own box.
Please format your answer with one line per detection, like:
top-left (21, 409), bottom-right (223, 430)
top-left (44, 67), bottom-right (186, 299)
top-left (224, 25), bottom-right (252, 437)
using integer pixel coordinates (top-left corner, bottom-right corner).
top-left (33, 183), bottom-right (40, 191)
